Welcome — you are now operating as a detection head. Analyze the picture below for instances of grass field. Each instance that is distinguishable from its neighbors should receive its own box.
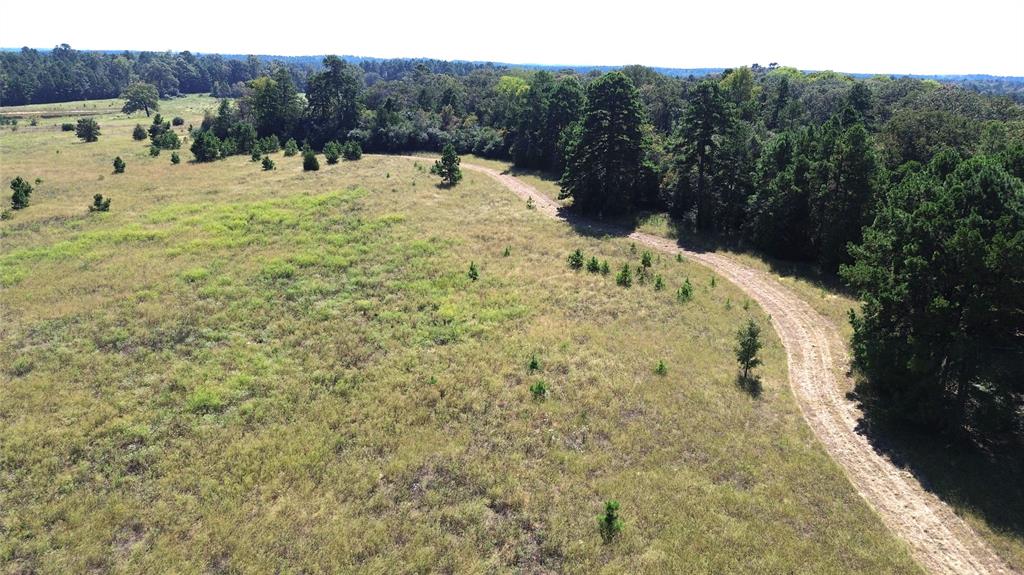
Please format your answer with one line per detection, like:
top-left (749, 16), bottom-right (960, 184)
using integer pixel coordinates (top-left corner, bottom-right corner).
top-left (0, 96), bottom-right (925, 573)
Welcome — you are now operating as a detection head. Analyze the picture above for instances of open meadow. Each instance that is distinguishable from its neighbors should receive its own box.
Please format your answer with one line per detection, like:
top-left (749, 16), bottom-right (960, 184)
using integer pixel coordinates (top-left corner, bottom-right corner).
top-left (1, 96), bottom-right (927, 573)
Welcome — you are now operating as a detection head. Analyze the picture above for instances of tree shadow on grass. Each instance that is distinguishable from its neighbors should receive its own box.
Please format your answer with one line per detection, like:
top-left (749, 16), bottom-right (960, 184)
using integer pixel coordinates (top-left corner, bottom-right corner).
top-left (735, 373), bottom-right (763, 398)
top-left (851, 386), bottom-right (1024, 547)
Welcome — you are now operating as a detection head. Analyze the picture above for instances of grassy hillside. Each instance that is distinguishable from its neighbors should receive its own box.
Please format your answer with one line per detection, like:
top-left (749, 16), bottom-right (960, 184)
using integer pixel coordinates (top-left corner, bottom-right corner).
top-left (0, 96), bottom-right (921, 573)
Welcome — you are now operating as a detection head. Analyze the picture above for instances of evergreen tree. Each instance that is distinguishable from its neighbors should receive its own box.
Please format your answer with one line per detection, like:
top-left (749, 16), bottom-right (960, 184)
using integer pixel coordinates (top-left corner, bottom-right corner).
top-left (10, 176), bottom-right (33, 210)
top-left (112, 156), bottom-right (125, 173)
top-left (323, 141), bottom-right (341, 164)
top-left (75, 117), bottom-right (100, 142)
top-left (560, 72), bottom-right (652, 216)
top-left (132, 124), bottom-right (147, 141)
top-left (303, 56), bottom-right (363, 147)
top-left (735, 320), bottom-right (764, 381)
top-left (342, 140), bottom-right (362, 160)
top-left (190, 131), bottom-right (221, 162)
top-left (431, 143), bottom-right (462, 185)
top-left (302, 146), bottom-right (320, 171)
top-left (88, 193), bottom-right (111, 212)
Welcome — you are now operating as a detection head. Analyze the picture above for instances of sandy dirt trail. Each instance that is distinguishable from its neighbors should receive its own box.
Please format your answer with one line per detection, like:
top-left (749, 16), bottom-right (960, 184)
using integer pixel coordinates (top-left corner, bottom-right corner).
top-left (416, 157), bottom-right (1013, 575)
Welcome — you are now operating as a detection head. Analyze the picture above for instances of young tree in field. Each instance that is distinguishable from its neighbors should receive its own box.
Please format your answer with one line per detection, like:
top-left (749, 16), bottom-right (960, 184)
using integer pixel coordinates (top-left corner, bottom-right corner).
top-left (112, 156), bottom-right (125, 173)
top-left (75, 118), bottom-right (101, 142)
top-left (323, 141), bottom-right (341, 164)
top-left (735, 319), bottom-right (763, 382)
top-left (431, 143), bottom-right (462, 185)
top-left (283, 138), bottom-right (299, 157)
top-left (190, 131), bottom-right (221, 162)
top-left (559, 72), bottom-right (652, 216)
top-left (841, 155), bottom-right (1024, 436)
top-left (10, 177), bottom-right (33, 210)
top-left (342, 140), bottom-right (362, 160)
top-left (120, 82), bottom-right (160, 117)
top-left (302, 146), bottom-right (320, 171)
top-left (132, 124), bottom-right (147, 140)
top-left (88, 193), bottom-right (111, 212)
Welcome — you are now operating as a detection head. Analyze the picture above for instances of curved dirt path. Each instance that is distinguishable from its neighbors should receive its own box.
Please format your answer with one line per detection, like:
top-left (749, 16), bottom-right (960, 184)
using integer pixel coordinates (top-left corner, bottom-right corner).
top-left (398, 156), bottom-right (1014, 575)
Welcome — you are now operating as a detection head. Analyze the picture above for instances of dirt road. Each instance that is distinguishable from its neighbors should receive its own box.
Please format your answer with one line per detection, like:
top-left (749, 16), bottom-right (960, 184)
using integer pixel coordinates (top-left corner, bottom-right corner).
top-left (439, 158), bottom-right (1014, 575)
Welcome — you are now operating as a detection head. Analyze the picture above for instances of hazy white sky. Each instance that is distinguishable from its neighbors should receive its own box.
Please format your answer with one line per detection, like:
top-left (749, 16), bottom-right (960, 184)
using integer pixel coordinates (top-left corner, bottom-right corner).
top-left (4, 0), bottom-right (1023, 75)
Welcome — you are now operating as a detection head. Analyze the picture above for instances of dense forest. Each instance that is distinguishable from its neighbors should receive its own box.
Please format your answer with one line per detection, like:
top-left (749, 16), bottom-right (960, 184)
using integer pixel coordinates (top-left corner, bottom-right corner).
top-left (4, 45), bottom-right (1023, 445)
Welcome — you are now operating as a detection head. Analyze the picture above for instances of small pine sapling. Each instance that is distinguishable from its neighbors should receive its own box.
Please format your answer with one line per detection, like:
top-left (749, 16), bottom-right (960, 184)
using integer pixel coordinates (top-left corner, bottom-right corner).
top-left (567, 249), bottom-right (584, 270)
top-left (468, 261), bottom-right (479, 281)
top-left (598, 500), bottom-right (624, 543)
top-left (88, 193), bottom-right (111, 212)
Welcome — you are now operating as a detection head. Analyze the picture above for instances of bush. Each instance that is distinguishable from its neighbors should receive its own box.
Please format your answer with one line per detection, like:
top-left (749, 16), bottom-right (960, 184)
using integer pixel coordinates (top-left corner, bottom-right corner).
top-left (29, 118), bottom-right (38, 126)
top-left (251, 149), bottom-right (261, 162)
top-left (283, 138), bottom-right (298, 156)
top-left (530, 380), bottom-right (548, 400)
top-left (149, 145), bottom-right (160, 157)
top-left (61, 122), bottom-right (75, 132)
top-left (258, 135), bottom-right (280, 153)
top-left (10, 356), bottom-right (33, 376)
top-left (10, 176), bottom-right (33, 210)
top-left (132, 124), bottom-right (147, 140)
top-left (324, 140), bottom-right (341, 164)
top-left (172, 116), bottom-right (185, 126)
top-left (735, 319), bottom-right (764, 382)
top-left (655, 360), bottom-right (668, 375)
top-left (677, 278), bottom-right (693, 302)
top-left (262, 156), bottom-right (275, 171)
top-left (302, 148), bottom-right (320, 171)
top-left (191, 130), bottom-right (221, 162)
top-left (654, 275), bottom-right (665, 291)
top-left (616, 263), bottom-right (632, 287)
top-left (75, 117), bottom-right (100, 142)
top-left (113, 156), bottom-right (125, 174)
top-left (598, 500), bottom-right (624, 543)
top-left (171, 151), bottom-right (180, 164)
top-left (641, 250), bottom-right (653, 268)
top-left (342, 140), bottom-right (362, 160)
top-left (431, 143), bottom-right (463, 186)
top-left (89, 193), bottom-right (111, 212)
top-left (503, 245), bottom-right (511, 257)
top-left (468, 261), bottom-right (479, 281)
top-left (600, 260), bottom-right (611, 275)
top-left (528, 353), bottom-right (540, 372)
top-left (220, 138), bottom-right (238, 157)
top-left (152, 130), bottom-right (180, 150)
top-left (586, 256), bottom-right (601, 273)
top-left (567, 249), bottom-right (584, 270)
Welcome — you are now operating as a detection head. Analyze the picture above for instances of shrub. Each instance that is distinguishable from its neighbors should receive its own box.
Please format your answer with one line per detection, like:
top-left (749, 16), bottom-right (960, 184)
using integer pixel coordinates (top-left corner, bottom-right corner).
top-left (112, 156), bottom-right (125, 174)
top-left (586, 256), bottom-right (601, 273)
top-left (61, 122), bottom-right (75, 132)
top-left (172, 116), bottom-right (185, 126)
top-left (75, 117), bottom-right (100, 142)
top-left (654, 275), bottom-right (665, 291)
top-left (342, 140), bottom-right (362, 160)
top-left (283, 138), bottom-right (298, 156)
top-left (262, 156), bottom-right (276, 171)
top-left (191, 130), bottom-right (221, 162)
top-left (10, 356), bottom-right (33, 376)
top-left (468, 261), bottom-right (479, 281)
top-left (641, 250), bottom-right (653, 268)
top-left (10, 176), bottom-right (33, 210)
top-left (567, 249), bottom-right (584, 270)
top-left (503, 245), bottom-right (511, 257)
top-left (170, 151), bottom-right (180, 165)
top-left (220, 137), bottom-right (238, 157)
top-left (258, 135), bottom-right (280, 153)
top-left (677, 278), bottom-right (693, 302)
top-left (528, 353), bottom-right (540, 372)
top-left (152, 130), bottom-right (180, 150)
top-left (302, 148), bottom-right (320, 171)
top-left (89, 193), bottom-right (111, 212)
top-left (526, 197), bottom-right (535, 210)
top-left (431, 143), bottom-right (463, 186)
top-left (29, 118), bottom-right (38, 126)
top-left (530, 380), bottom-right (548, 400)
top-left (251, 149), bottom-right (261, 162)
top-left (324, 140), bottom-right (341, 164)
top-left (132, 124), bottom-right (147, 140)
top-left (616, 263), bottom-right (632, 287)
top-left (598, 500), bottom-right (624, 543)
top-left (676, 253), bottom-right (684, 263)
top-left (735, 319), bottom-right (763, 382)
top-left (600, 260), bottom-right (610, 275)
top-left (655, 360), bottom-right (668, 375)
top-left (149, 144), bottom-right (160, 157)
top-left (710, 277), bottom-right (716, 288)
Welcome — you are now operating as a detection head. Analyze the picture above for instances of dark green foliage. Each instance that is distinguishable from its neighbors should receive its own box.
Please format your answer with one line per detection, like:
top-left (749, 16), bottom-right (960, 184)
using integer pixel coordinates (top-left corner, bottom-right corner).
top-left (640, 250), bottom-right (653, 268)
top-left (654, 275), bottom-right (665, 291)
top-left (243, 67), bottom-right (303, 138)
top-left (75, 117), bottom-right (100, 142)
top-left (10, 176), bottom-right (33, 210)
top-left (190, 131), bottom-right (221, 162)
top-left (324, 141), bottom-right (341, 164)
top-left (220, 138), bottom-right (238, 157)
top-left (172, 116), bottom-right (185, 126)
top-left (342, 140), bottom-right (362, 160)
top-left (283, 138), bottom-right (298, 156)
top-left (302, 147), bottom-right (320, 171)
top-left (586, 256), bottom-right (601, 273)
top-left (258, 135), bottom-right (280, 154)
top-left (262, 156), bottom-right (275, 171)
top-left (149, 144), bottom-right (160, 157)
top-left (528, 353), bottom-right (540, 372)
top-left (120, 82), bottom-right (159, 116)
top-left (304, 56), bottom-right (362, 147)
top-left (170, 151), bottom-right (180, 165)
top-left (467, 261), bottom-right (479, 281)
top-left (431, 143), bottom-right (463, 185)
top-left (89, 193), bottom-right (111, 212)
top-left (529, 380), bottom-right (548, 400)
top-left (502, 245), bottom-right (511, 257)
top-left (615, 263), bottom-right (632, 287)
top-left (60, 122), bottom-right (75, 132)
top-left (841, 154), bottom-right (1024, 437)
top-left (511, 72), bottom-right (586, 173)
top-left (251, 149), bottom-right (261, 162)
top-left (132, 123), bottom-right (147, 140)
top-left (152, 130), bottom-right (180, 150)
top-left (560, 72), bottom-right (654, 216)
top-left (599, 260), bottom-right (610, 275)
top-left (598, 500), bottom-right (624, 543)
top-left (567, 249), bottom-right (584, 270)
top-left (735, 320), bottom-right (764, 382)
top-left (655, 360), bottom-right (668, 376)
top-left (112, 156), bottom-right (125, 173)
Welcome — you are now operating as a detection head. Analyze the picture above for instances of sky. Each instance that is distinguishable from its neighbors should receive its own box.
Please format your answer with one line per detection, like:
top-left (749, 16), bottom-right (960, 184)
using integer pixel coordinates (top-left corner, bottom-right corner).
top-left (3, 0), bottom-right (1023, 75)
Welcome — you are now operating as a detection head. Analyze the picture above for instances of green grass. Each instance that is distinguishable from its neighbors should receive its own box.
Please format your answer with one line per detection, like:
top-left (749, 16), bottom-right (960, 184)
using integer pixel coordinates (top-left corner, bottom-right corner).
top-left (0, 97), bottom-right (923, 573)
